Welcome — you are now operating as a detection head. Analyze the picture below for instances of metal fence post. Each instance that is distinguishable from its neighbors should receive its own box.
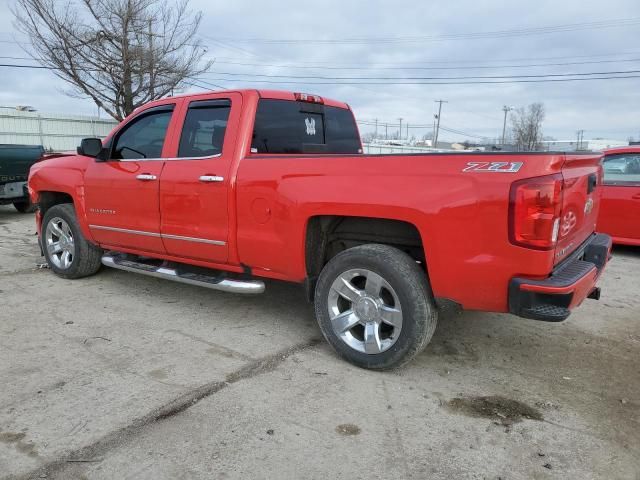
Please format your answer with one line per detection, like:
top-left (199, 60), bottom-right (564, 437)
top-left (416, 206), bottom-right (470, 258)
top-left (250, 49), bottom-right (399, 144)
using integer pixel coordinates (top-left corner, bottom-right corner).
top-left (38, 114), bottom-right (44, 147)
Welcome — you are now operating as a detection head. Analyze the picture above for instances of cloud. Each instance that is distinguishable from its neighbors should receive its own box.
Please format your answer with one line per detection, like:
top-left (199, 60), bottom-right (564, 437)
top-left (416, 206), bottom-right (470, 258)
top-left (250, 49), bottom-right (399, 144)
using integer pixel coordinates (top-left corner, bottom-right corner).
top-left (2, 0), bottom-right (639, 140)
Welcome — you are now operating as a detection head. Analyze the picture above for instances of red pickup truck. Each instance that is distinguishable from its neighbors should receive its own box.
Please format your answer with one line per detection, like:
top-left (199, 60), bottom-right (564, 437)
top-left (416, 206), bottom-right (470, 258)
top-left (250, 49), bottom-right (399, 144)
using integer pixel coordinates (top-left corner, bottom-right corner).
top-left (28, 89), bottom-right (611, 369)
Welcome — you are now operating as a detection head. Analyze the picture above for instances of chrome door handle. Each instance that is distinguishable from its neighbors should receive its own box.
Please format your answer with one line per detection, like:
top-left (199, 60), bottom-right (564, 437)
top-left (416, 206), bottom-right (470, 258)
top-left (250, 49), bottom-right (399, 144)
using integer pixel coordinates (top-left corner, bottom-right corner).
top-left (136, 174), bottom-right (157, 181)
top-left (199, 175), bottom-right (224, 183)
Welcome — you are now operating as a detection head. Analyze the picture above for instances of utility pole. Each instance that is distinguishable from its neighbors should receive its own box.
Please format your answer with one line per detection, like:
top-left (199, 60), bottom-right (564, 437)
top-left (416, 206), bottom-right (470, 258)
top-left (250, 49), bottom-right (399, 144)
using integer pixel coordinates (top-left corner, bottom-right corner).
top-left (433, 100), bottom-right (448, 148)
top-left (432, 117), bottom-right (437, 147)
top-left (374, 118), bottom-right (378, 140)
top-left (406, 123), bottom-right (409, 141)
top-left (576, 129), bottom-right (585, 150)
top-left (385, 123), bottom-right (388, 140)
top-left (398, 118), bottom-right (403, 141)
top-left (501, 105), bottom-right (513, 145)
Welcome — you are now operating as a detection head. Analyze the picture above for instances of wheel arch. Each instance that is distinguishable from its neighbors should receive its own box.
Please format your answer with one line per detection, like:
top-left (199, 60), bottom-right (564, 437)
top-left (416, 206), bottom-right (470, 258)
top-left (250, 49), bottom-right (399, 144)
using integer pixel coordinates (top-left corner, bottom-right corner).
top-left (303, 215), bottom-right (431, 301)
top-left (37, 191), bottom-right (74, 215)
top-left (35, 190), bottom-right (96, 244)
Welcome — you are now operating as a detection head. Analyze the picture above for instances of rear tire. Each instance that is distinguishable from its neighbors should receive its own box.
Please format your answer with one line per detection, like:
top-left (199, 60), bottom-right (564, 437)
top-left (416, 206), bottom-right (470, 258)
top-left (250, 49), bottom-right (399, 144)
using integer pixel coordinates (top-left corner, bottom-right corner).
top-left (42, 203), bottom-right (103, 279)
top-left (13, 200), bottom-right (36, 213)
top-left (314, 244), bottom-right (437, 370)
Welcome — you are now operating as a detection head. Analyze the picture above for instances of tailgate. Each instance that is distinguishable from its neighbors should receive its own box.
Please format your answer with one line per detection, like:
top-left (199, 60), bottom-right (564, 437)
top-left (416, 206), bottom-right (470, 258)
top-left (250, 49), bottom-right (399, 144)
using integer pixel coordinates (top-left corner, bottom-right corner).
top-left (554, 153), bottom-right (603, 265)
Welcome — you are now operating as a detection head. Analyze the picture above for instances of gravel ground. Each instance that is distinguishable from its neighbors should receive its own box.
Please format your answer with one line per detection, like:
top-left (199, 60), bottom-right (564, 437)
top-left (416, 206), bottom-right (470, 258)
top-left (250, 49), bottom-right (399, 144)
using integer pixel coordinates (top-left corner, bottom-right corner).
top-left (0, 204), bottom-right (638, 480)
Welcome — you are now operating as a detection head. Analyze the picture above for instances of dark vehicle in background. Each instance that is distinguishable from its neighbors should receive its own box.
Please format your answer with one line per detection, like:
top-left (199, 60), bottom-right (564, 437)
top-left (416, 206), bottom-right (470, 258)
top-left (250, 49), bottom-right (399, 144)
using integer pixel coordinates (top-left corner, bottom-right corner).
top-left (0, 144), bottom-right (45, 212)
top-left (597, 147), bottom-right (640, 246)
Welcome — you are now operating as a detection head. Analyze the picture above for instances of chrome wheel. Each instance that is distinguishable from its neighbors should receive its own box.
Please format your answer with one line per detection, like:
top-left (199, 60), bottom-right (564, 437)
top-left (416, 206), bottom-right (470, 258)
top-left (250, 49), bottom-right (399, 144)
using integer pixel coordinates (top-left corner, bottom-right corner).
top-left (327, 268), bottom-right (403, 354)
top-left (45, 217), bottom-right (75, 270)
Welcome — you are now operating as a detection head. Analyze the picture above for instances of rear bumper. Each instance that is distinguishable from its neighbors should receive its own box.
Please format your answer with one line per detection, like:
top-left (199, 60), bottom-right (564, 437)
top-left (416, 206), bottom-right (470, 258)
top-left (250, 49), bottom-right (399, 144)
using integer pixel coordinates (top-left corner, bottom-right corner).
top-left (509, 233), bottom-right (612, 321)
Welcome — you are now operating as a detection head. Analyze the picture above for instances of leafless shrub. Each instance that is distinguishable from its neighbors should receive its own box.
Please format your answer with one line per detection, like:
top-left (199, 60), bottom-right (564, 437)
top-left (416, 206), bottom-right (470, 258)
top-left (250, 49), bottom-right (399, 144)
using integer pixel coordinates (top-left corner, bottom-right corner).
top-left (510, 103), bottom-right (545, 151)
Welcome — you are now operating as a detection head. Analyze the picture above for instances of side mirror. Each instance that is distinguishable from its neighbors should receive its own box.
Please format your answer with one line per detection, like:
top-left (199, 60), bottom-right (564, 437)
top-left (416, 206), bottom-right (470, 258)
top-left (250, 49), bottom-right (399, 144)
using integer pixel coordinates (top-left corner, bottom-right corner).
top-left (78, 138), bottom-right (103, 157)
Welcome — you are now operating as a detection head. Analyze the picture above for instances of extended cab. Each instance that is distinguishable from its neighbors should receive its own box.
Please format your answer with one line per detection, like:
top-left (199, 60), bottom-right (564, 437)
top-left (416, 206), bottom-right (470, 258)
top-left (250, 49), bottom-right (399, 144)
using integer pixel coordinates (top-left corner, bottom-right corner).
top-left (29, 89), bottom-right (611, 369)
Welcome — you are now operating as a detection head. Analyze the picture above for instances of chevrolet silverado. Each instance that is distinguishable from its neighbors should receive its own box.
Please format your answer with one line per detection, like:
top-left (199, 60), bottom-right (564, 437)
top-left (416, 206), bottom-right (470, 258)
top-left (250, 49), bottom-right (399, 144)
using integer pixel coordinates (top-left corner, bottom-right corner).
top-left (28, 89), bottom-right (612, 369)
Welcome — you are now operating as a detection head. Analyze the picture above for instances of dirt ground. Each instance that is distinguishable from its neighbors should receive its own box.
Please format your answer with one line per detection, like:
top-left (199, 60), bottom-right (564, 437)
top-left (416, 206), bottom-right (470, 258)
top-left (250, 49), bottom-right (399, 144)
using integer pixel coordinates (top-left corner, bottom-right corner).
top-left (0, 204), bottom-right (638, 479)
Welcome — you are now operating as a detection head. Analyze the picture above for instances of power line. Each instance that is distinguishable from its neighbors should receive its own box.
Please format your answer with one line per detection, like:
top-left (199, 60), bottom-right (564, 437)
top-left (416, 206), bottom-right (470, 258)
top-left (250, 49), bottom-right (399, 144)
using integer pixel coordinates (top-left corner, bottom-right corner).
top-left (3, 17), bottom-right (640, 49)
top-left (204, 37), bottom-right (268, 60)
top-left (9, 54), bottom-right (640, 74)
top-left (3, 64), bottom-right (637, 86)
top-left (5, 34), bottom-right (640, 70)
top-left (203, 69), bottom-right (640, 81)
top-left (438, 125), bottom-right (487, 139)
top-left (189, 74), bottom-right (640, 86)
top-left (358, 120), bottom-right (486, 140)
top-left (0, 63), bottom-right (50, 69)
top-left (0, 62), bottom-right (227, 90)
top-left (184, 79), bottom-right (227, 90)
top-left (0, 55), bottom-right (39, 60)
top-left (208, 18), bottom-right (640, 44)
top-left (205, 50), bottom-right (640, 66)
top-left (200, 57), bottom-right (640, 71)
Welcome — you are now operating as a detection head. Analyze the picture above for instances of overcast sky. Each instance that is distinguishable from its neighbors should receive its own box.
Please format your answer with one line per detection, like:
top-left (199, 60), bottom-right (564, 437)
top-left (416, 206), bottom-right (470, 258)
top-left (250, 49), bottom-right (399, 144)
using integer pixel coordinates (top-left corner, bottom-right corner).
top-left (1, 0), bottom-right (639, 142)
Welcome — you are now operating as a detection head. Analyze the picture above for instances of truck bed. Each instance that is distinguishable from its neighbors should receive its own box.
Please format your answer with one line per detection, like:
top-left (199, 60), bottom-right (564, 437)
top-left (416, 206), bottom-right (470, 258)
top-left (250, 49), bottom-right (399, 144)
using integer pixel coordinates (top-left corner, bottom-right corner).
top-left (236, 150), bottom-right (603, 312)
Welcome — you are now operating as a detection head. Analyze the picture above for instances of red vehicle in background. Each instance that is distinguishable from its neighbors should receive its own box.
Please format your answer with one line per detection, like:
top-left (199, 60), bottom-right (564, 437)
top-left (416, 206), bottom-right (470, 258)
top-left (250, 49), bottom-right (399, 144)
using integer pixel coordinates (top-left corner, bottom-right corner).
top-left (597, 146), bottom-right (640, 246)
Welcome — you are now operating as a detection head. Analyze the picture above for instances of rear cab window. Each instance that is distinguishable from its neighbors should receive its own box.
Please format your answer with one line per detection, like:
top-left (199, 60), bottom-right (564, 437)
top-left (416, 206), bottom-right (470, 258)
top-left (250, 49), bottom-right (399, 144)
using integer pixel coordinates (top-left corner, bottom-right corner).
top-left (602, 153), bottom-right (640, 186)
top-left (251, 99), bottom-right (362, 154)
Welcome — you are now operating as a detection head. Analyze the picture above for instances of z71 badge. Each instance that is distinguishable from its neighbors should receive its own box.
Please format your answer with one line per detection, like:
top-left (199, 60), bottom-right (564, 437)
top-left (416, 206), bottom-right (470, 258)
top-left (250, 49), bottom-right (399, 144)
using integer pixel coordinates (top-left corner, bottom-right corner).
top-left (463, 161), bottom-right (523, 173)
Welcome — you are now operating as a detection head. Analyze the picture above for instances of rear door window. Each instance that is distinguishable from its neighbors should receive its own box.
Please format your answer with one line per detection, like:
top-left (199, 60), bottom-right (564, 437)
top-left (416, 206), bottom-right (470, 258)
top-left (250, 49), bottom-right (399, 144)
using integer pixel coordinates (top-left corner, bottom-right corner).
top-left (602, 154), bottom-right (640, 186)
top-left (251, 99), bottom-right (361, 154)
top-left (178, 100), bottom-right (231, 158)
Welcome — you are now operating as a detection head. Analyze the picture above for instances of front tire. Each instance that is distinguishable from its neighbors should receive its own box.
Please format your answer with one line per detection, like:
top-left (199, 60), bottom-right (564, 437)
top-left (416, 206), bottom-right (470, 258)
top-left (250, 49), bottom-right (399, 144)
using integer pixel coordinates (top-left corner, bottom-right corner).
top-left (314, 244), bottom-right (437, 370)
top-left (42, 203), bottom-right (102, 279)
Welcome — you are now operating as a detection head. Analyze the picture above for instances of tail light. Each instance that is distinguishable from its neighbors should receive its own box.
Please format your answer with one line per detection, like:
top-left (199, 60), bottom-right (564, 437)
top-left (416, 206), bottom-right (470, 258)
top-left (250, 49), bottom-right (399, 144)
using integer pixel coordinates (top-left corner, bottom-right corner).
top-left (509, 174), bottom-right (563, 250)
top-left (294, 92), bottom-right (324, 104)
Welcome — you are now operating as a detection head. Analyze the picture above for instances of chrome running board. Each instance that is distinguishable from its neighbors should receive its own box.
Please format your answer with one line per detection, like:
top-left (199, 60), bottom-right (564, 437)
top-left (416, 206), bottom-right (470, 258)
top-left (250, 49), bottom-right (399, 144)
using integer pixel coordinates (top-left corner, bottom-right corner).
top-left (101, 253), bottom-right (265, 294)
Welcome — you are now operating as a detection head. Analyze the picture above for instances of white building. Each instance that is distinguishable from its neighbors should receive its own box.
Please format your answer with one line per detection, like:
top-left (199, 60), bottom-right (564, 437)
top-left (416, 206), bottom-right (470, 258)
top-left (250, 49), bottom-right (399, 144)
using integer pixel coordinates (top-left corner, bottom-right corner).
top-left (0, 108), bottom-right (117, 151)
top-left (541, 139), bottom-right (628, 152)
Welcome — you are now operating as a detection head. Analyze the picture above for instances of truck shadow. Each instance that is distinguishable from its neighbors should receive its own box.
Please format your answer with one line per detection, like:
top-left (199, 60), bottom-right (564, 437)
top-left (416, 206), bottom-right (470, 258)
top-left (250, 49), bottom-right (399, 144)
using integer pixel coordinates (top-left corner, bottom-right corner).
top-left (611, 244), bottom-right (640, 259)
top-left (58, 266), bottom-right (632, 379)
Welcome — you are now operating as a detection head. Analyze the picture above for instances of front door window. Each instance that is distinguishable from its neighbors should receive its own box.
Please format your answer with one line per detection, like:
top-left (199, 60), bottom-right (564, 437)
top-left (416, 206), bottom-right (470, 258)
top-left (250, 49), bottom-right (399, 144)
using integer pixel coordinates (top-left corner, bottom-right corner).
top-left (112, 109), bottom-right (173, 160)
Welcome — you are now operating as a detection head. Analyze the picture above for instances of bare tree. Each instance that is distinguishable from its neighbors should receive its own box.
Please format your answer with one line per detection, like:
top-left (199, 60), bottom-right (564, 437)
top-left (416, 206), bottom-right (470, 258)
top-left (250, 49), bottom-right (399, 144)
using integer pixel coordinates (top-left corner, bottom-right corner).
top-left (13, 0), bottom-right (212, 120)
top-left (510, 103), bottom-right (545, 151)
top-left (360, 132), bottom-right (376, 144)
